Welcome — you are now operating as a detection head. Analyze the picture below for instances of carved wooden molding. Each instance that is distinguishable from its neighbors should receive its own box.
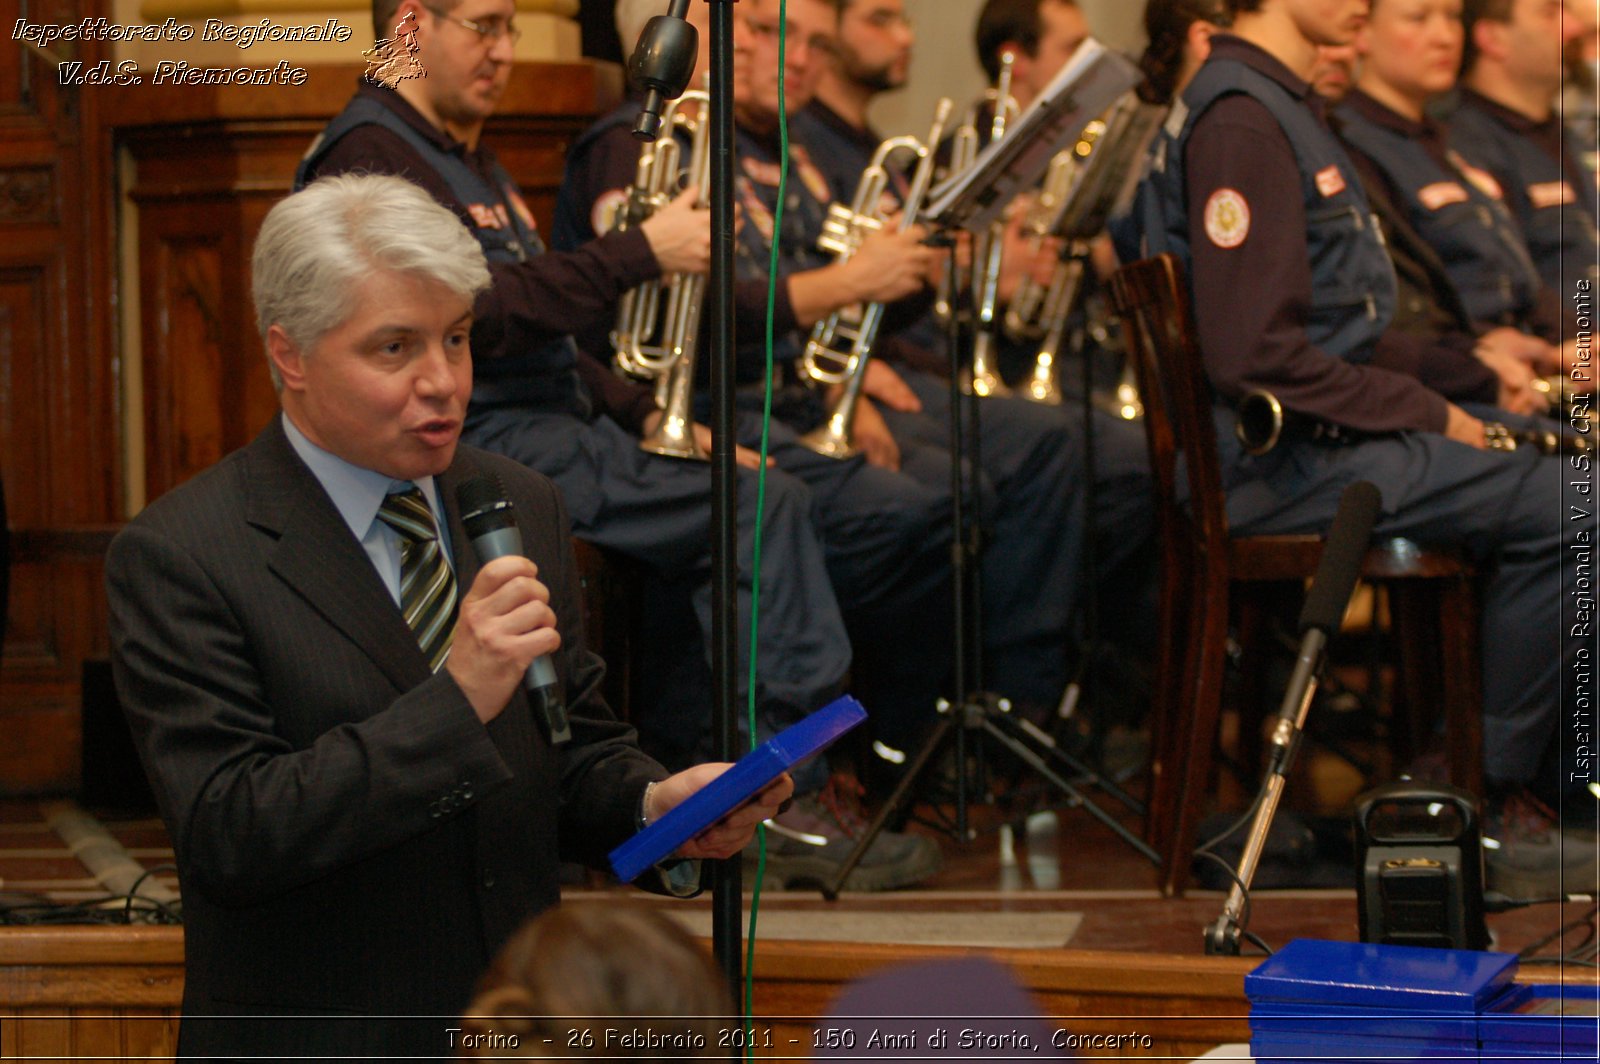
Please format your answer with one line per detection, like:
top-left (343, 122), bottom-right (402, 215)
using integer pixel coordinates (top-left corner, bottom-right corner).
top-left (0, 168), bottom-right (56, 225)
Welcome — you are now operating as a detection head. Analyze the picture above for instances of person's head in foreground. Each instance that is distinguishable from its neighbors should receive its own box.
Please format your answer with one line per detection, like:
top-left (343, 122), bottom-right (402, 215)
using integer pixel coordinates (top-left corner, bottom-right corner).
top-left (457, 903), bottom-right (733, 1057)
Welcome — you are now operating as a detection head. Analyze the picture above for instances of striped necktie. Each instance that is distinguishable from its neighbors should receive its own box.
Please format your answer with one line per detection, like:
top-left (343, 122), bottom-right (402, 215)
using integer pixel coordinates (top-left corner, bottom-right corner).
top-left (376, 485), bottom-right (456, 672)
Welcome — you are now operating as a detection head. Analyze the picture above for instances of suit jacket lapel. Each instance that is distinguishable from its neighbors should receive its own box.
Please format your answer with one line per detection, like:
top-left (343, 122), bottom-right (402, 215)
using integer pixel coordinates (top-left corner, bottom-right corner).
top-left (244, 417), bottom-right (432, 694)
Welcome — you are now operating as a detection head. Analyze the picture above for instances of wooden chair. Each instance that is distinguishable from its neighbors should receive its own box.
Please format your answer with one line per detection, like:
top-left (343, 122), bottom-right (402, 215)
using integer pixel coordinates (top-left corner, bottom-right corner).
top-left (0, 469), bottom-right (8, 657)
top-left (1107, 253), bottom-right (1484, 896)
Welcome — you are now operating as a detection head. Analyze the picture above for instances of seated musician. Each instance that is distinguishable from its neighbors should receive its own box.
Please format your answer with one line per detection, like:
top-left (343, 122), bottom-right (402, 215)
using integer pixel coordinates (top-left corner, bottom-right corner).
top-left (1297, 23), bottom-right (1556, 417)
top-left (1333, 0), bottom-right (1570, 379)
top-left (1448, 0), bottom-right (1598, 375)
top-left (1128, 0), bottom-right (1592, 897)
top-left (298, 0), bottom-right (941, 890)
top-left (723, 0), bottom-right (1086, 731)
top-left (789, 0), bottom-right (1160, 725)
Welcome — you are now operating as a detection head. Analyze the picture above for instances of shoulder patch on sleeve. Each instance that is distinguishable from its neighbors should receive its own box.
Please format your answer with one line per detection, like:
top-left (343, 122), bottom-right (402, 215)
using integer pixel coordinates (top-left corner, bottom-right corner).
top-left (591, 188), bottom-right (629, 236)
top-left (1204, 187), bottom-right (1251, 249)
top-left (1529, 180), bottom-right (1576, 210)
top-left (1447, 151), bottom-right (1505, 200)
top-left (1418, 181), bottom-right (1469, 211)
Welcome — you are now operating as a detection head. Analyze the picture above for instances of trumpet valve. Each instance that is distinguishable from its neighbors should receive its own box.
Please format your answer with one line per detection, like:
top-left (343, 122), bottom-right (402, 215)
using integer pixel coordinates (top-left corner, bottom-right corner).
top-left (818, 204), bottom-right (882, 258)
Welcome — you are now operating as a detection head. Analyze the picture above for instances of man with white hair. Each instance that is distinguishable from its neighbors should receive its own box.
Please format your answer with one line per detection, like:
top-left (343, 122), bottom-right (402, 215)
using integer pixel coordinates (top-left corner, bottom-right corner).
top-left (106, 174), bottom-right (787, 1060)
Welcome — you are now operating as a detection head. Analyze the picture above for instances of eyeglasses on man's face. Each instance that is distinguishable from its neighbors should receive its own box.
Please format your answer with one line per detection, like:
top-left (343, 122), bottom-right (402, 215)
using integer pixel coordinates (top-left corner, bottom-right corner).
top-left (423, 3), bottom-right (522, 45)
top-left (742, 14), bottom-right (837, 59)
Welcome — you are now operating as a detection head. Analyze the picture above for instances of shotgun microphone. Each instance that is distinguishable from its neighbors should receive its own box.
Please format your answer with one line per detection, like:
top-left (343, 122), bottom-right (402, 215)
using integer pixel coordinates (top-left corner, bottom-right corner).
top-left (1268, 479), bottom-right (1382, 767)
top-left (456, 474), bottom-right (571, 745)
top-left (1206, 480), bottom-right (1382, 955)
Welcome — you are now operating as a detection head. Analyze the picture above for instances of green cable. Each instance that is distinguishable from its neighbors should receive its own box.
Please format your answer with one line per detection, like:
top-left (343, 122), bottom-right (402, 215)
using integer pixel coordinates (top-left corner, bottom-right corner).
top-left (743, 0), bottom-right (789, 1051)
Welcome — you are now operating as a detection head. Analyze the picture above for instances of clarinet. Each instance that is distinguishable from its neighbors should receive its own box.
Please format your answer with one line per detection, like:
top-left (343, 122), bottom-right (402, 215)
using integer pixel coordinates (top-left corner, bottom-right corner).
top-left (1235, 390), bottom-right (1593, 458)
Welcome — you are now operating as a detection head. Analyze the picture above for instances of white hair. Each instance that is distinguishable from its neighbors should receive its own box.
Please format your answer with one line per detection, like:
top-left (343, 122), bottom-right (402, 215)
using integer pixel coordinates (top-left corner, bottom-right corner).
top-left (252, 173), bottom-right (491, 388)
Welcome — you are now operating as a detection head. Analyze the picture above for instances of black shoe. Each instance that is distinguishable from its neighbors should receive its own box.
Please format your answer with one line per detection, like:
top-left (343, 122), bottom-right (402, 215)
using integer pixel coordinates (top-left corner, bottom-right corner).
top-left (1483, 790), bottom-right (1600, 900)
top-left (744, 778), bottom-right (941, 892)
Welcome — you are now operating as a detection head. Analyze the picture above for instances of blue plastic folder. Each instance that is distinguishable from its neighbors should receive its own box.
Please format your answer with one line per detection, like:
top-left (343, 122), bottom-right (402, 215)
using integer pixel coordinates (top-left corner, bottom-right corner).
top-left (608, 695), bottom-right (868, 883)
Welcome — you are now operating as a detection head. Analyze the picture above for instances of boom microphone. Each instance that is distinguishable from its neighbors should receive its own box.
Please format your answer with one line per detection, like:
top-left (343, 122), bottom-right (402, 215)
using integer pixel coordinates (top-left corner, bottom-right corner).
top-left (1274, 479), bottom-right (1382, 748)
top-left (456, 474), bottom-right (571, 745)
top-left (1299, 480), bottom-right (1383, 636)
top-left (1205, 480), bottom-right (1383, 955)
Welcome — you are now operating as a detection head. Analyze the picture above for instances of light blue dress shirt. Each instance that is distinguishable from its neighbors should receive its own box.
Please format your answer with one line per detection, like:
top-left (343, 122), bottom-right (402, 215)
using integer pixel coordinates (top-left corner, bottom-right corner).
top-left (281, 413), bottom-right (454, 607)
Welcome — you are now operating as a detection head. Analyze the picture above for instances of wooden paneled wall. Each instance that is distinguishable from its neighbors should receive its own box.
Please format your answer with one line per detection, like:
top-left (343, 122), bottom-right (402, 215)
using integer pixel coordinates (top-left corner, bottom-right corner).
top-left (1, 0), bottom-right (120, 793)
top-left (0, 49), bottom-right (619, 794)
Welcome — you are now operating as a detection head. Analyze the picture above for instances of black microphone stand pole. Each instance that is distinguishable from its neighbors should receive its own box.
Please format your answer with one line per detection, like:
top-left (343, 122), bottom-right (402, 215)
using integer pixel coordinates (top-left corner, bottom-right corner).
top-left (705, 0), bottom-right (741, 1007)
top-left (628, 0), bottom-right (741, 1007)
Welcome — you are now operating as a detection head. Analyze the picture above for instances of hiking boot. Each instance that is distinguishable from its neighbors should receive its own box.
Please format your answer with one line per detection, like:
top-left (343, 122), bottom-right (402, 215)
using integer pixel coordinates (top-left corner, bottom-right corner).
top-left (744, 776), bottom-right (941, 892)
top-left (1483, 790), bottom-right (1600, 900)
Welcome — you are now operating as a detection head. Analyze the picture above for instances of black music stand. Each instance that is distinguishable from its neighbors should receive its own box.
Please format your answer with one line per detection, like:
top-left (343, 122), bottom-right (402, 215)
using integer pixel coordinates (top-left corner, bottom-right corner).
top-left (822, 43), bottom-right (1158, 899)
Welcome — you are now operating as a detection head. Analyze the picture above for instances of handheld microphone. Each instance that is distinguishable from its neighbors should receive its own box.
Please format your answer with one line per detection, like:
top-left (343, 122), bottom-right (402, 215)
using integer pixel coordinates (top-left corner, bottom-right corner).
top-left (456, 474), bottom-right (571, 745)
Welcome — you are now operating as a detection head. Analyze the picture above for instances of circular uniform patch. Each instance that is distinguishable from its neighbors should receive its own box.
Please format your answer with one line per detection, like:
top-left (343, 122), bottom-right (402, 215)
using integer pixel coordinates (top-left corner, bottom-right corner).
top-left (591, 188), bottom-right (629, 237)
top-left (1204, 187), bottom-right (1251, 249)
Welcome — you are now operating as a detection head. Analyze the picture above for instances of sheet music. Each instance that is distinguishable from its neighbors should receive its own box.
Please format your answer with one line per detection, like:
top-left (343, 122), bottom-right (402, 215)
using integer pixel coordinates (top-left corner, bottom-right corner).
top-left (924, 38), bottom-right (1142, 231)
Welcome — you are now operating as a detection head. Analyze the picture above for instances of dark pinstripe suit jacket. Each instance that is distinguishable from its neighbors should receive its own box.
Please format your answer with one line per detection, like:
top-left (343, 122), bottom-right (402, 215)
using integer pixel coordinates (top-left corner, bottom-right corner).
top-left (107, 416), bottom-right (663, 1060)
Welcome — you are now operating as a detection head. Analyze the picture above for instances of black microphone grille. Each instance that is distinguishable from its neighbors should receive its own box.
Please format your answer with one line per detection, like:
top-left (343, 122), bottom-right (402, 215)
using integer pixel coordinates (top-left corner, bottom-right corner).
top-left (1298, 480), bottom-right (1382, 635)
top-left (456, 472), bottom-right (515, 536)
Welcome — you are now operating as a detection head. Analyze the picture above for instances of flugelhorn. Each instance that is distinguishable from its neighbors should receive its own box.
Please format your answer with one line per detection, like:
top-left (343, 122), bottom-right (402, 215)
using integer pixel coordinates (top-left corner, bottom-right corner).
top-left (960, 52), bottom-right (1011, 398)
top-left (936, 54), bottom-right (1019, 398)
top-left (609, 89), bottom-right (711, 460)
top-left (799, 98), bottom-right (954, 458)
top-left (1236, 389), bottom-right (1593, 457)
top-left (1010, 94), bottom-right (1165, 406)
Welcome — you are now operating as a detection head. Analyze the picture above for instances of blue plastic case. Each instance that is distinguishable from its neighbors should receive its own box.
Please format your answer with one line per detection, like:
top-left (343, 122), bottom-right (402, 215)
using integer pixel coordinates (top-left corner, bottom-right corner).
top-left (1246, 939), bottom-right (1519, 1011)
top-left (608, 695), bottom-right (868, 882)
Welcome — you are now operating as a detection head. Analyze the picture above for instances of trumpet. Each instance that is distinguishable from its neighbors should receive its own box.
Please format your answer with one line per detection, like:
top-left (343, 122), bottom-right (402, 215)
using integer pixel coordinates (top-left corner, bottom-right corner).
top-left (1010, 94), bottom-right (1166, 406)
top-left (610, 90), bottom-right (711, 461)
top-left (1236, 389), bottom-right (1593, 457)
top-left (799, 98), bottom-right (954, 458)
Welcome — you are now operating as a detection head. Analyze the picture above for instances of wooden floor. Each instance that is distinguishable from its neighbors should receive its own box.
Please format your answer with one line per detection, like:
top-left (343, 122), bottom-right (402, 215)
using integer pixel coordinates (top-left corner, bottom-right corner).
top-left (2, 788), bottom-right (1596, 1062)
top-left (1, 789), bottom-right (1590, 961)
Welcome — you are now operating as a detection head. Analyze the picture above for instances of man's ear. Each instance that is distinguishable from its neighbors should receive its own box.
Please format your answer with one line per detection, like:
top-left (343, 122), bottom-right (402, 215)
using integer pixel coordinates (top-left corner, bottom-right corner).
top-left (391, 0), bottom-right (427, 38)
top-left (266, 324), bottom-right (309, 393)
top-left (1353, 17), bottom-right (1373, 58)
top-left (1471, 15), bottom-right (1508, 66)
